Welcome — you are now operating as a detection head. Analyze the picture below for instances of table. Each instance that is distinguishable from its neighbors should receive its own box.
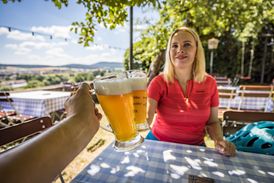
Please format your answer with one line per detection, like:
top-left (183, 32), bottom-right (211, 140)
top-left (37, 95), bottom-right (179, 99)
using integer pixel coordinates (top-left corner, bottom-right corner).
top-left (71, 140), bottom-right (274, 183)
top-left (218, 86), bottom-right (274, 112)
top-left (219, 96), bottom-right (273, 112)
top-left (0, 91), bottom-right (70, 117)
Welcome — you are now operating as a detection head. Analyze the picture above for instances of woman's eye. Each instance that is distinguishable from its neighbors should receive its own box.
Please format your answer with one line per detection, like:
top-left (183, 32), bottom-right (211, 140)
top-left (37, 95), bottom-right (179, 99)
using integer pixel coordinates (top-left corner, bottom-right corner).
top-left (172, 44), bottom-right (178, 48)
top-left (184, 43), bottom-right (191, 48)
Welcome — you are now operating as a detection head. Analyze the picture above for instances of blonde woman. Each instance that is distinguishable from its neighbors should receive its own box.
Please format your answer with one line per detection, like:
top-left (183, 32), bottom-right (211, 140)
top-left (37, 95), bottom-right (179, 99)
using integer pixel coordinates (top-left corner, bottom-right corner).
top-left (146, 27), bottom-right (236, 156)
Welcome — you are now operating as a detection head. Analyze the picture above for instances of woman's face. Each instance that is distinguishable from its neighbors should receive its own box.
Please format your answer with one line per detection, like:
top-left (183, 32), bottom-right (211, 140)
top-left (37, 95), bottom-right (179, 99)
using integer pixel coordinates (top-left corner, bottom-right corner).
top-left (170, 30), bottom-right (197, 70)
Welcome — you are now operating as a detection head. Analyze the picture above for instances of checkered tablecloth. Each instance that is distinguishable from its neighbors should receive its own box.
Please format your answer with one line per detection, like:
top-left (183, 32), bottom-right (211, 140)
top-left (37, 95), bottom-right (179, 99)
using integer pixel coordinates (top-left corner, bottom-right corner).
top-left (220, 97), bottom-right (273, 112)
top-left (71, 140), bottom-right (274, 183)
top-left (218, 86), bottom-right (274, 112)
top-left (0, 91), bottom-right (70, 117)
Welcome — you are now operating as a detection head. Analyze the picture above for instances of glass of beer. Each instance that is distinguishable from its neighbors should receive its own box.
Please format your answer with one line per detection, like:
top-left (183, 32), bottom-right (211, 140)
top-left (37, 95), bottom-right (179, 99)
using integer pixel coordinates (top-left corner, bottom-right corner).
top-left (127, 70), bottom-right (149, 131)
top-left (93, 75), bottom-right (144, 151)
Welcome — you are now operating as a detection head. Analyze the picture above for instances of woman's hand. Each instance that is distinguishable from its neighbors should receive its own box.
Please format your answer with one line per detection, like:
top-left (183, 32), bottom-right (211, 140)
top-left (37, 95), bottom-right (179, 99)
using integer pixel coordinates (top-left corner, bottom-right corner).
top-left (215, 139), bottom-right (236, 156)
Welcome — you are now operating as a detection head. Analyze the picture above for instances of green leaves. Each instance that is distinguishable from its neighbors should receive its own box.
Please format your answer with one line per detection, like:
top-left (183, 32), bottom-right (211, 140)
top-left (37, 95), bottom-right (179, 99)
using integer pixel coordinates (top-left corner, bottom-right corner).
top-left (123, 0), bottom-right (273, 77)
top-left (66, 0), bottom-right (157, 46)
top-left (51, 0), bottom-right (68, 9)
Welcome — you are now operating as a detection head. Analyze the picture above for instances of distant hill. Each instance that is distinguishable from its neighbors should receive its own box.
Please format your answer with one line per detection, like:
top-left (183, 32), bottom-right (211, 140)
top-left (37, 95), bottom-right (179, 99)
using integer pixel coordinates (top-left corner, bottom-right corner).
top-left (63, 62), bottom-right (123, 69)
top-left (0, 64), bottom-right (50, 68)
top-left (0, 61), bottom-right (123, 69)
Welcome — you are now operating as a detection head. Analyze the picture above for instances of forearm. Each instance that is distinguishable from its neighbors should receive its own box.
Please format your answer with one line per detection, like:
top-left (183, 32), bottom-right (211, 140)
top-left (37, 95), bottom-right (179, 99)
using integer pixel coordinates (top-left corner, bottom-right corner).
top-left (146, 98), bottom-right (157, 126)
top-left (147, 109), bottom-right (155, 126)
top-left (0, 114), bottom-right (98, 183)
top-left (206, 121), bottom-right (224, 141)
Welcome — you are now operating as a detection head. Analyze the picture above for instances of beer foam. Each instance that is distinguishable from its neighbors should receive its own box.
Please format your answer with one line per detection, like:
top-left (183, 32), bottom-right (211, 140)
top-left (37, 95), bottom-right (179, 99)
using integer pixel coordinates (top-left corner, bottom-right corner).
top-left (94, 78), bottom-right (131, 95)
top-left (129, 77), bottom-right (147, 91)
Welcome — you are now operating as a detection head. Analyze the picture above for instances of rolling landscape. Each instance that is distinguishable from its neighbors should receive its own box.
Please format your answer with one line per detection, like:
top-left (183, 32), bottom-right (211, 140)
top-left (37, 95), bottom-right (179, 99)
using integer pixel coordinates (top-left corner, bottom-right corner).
top-left (0, 61), bottom-right (124, 70)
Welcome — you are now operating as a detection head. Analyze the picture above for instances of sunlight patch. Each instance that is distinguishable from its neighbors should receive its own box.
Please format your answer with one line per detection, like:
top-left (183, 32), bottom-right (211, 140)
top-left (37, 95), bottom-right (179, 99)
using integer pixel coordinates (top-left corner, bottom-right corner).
top-left (110, 166), bottom-right (120, 174)
top-left (228, 169), bottom-right (245, 175)
top-left (124, 166), bottom-right (145, 177)
top-left (100, 163), bottom-right (110, 168)
top-left (212, 171), bottom-right (225, 177)
top-left (163, 150), bottom-right (176, 162)
top-left (121, 156), bottom-right (130, 164)
top-left (185, 157), bottom-right (202, 170)
top-left (169, 164), bottom-right (189, 176)
top-left (246, 178), bottom-right (258, 183)
top-left (87, 165), bottom-right (100, 176)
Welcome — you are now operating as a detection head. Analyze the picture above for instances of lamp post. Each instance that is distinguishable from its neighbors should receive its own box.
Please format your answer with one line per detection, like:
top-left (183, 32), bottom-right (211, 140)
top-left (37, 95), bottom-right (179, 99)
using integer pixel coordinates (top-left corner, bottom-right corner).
top-left (208, 38), bottom-right (219, 74)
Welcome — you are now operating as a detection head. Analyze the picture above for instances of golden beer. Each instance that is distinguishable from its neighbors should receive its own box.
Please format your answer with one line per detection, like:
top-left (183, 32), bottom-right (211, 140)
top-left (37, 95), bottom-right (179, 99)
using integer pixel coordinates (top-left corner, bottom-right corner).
top-left (128, 75), bottom-right (148, 130)
top-left (97, 93), bottom-right (137, 141)
top-left (132, 89), bottom-right (147, 124)
top-left (94, 78), bottom-right (138, 142)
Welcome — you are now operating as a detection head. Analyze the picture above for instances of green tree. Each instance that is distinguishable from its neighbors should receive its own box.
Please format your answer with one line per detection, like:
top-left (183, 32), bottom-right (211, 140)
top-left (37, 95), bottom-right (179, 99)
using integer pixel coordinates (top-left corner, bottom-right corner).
top-left (16, 74), bottom-right (33, 81)
top-left (35, 75), bottom-right (45, 82)
top-left (74, 72), bottom-right (94, 83)
top-left (0, 86), bottom-right (13, 91)
top-left (25, 80), bottom-right (44, 88)
top-left (45, 75), bottom-right (63, 85)
top-left (125, 0), bottom-right (273, 82)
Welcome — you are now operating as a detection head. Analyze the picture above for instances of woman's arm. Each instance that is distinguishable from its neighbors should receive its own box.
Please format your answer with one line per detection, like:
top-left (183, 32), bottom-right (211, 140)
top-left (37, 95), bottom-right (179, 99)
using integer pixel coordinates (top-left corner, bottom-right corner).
top-left (206, 107), bottom-right (236, 156)
top-left (0, 83), bottom-right (102, 183)
top-left (146, 98), bottom-right (158, 127)
top-left (206, 107), bottom-right (223, 141)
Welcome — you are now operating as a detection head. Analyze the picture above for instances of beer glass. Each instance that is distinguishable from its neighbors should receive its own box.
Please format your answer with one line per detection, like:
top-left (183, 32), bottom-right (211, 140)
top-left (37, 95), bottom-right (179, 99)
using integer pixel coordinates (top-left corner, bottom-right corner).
top-left (93, 75), bottom-right (144, 151)
top-left (127, 70), bottom-right (149, 131)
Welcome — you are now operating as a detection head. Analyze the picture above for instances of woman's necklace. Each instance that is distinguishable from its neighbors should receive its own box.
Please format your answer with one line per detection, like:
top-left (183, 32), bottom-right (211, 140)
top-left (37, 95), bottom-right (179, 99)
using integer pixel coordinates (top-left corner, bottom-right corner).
top-left (184, 80), bottom-right (193, 102)
top-left (180, 80), bottom-right (193, 102)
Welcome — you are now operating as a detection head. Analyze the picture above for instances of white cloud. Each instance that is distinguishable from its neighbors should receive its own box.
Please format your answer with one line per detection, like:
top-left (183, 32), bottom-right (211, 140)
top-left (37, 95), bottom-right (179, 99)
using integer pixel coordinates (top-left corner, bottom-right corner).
top-left (5, 44), bottom-right (18, 49)
top-left (45, 47), bottom-right (69, 58)
top-left (84, 49), bottom-right (123, 62)
top-left (5, 43), bottom-right (31, 55)
top-left (0, 26), bottom-right (72, 42)
top-left (20, 41), bottom-right (51, 49)
top-left (85, 44), bottom-right (105, 51)
top-left (95, 36), bottom-right (102, 42)
top-left (5, 30), bottom-right (45, 41)
top-left (135, 24), bottom-right (148, 31)
top-left (15, 47), bottom-right (31, 55)
top-left (114, 24), bottom-right (128, 33)
top-left (31, 25), bottom-right (71, 39)
top-left (0, 27), bottom-right (9, 35)
top-left (1, 26), bottom-right (124, 66)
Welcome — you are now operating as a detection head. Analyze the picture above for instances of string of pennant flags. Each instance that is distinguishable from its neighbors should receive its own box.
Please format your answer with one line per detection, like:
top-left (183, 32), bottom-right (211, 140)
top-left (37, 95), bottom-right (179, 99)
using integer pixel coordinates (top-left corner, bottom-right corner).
top-left (0, 25), bottom-right (126, 51)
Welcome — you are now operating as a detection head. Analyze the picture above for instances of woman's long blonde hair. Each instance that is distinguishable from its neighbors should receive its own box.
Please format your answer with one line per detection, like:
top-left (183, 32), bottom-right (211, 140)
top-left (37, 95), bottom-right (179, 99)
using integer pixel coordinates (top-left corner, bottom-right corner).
top-left (163, 27), bottom-right (206, 83)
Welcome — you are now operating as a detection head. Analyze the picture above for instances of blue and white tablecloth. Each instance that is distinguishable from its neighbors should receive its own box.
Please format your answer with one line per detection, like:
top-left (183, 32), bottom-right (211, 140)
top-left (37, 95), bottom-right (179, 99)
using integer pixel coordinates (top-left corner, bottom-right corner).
top-left (218, 86), bottom-right (273, 112)
top-left (219, 95), bottom-right (273, 112)
top-left (71, 140), bottom-right (274, 183)
top-left (0, 91), bottom-right (70, 117)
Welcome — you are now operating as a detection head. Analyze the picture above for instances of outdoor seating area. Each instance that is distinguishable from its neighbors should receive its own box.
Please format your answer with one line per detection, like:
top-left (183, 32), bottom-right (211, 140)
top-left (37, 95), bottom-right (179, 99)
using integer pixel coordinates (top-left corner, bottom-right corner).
top-left (1, 1), bottom-right (273, 183)
top-left (218, 84), bottom-right (274, 119)
top-left (215, 76), bottom-right (232, 86)
top-left (0, 90), bottom-right (70, 125)
top-left (1, 81), bottom-right (273, 182)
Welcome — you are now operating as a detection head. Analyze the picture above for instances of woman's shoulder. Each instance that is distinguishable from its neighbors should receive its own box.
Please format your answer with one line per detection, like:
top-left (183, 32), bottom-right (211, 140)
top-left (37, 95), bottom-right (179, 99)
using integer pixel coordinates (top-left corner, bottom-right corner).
top-left (205, 74), bottom-right (216, 82)
top-left (199, 74), bottom-right (217, 85)
top-left (148, 74), bottom-right (167, 88)
top-left (152, 74), bottom-right (166, 83)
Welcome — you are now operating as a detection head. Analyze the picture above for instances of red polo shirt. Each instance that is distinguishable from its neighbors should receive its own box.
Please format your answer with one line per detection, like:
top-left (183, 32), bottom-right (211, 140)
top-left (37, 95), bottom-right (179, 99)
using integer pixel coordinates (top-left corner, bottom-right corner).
top-left (148, 74), bottom-right (219, 145)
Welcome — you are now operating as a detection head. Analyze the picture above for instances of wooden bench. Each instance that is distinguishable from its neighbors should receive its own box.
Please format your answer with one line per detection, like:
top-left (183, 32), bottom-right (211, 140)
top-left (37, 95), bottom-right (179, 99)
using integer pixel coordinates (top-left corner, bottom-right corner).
top-left (222, 111), bottom-right (274, 137)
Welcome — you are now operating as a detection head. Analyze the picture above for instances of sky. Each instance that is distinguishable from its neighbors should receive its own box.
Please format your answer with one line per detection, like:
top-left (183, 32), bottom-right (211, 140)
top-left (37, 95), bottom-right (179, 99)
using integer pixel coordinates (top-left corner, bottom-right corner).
top-left (0, 1), bottom-right (158, 66)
